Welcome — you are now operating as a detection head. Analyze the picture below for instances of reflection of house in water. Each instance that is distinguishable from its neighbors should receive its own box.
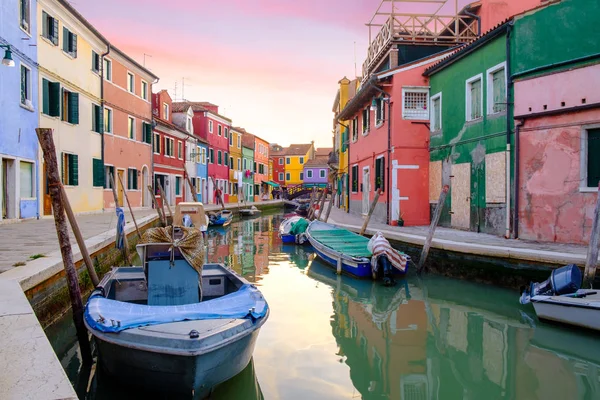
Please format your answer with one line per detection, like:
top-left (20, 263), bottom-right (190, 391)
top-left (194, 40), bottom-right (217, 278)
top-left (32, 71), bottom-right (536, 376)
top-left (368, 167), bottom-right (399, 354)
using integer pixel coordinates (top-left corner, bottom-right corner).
top-left (253, 218), bottom-right (270, 277)
top-left (206, 227), bottom-right (231, 266)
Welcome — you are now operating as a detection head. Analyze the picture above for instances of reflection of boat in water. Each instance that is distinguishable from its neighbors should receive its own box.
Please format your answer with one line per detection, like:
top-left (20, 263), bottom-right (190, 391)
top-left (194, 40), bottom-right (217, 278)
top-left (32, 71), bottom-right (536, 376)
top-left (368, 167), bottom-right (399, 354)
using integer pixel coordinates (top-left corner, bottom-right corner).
top-left (281, 244), bottom-right (311, 270)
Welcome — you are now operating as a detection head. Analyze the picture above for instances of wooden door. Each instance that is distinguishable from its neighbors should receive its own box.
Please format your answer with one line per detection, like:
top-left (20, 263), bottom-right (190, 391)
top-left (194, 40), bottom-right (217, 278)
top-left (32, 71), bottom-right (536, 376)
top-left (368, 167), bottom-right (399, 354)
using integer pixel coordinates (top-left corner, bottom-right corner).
top-left (117, 170), bottom-right (125, 207)
top-left (43, 163), bottom-right (52, 215)
top-left (451, 163), bottom-right (471, 229)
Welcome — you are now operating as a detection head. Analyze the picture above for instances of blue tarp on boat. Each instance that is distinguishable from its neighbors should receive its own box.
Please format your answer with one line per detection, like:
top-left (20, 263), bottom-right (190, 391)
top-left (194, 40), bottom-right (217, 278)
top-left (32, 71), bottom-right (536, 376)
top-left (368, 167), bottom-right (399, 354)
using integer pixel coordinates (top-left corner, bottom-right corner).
top-left (85, 284), bottom-right (268, 333)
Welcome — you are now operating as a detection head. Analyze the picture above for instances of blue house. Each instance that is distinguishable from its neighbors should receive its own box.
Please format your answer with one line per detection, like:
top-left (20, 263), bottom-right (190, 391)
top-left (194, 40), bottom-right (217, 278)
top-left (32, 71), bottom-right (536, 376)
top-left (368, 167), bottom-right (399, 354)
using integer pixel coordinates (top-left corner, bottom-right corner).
top-left (0, 0), bottom-right (39, 220)
top-left (196, 140), bottom-right (209, 203)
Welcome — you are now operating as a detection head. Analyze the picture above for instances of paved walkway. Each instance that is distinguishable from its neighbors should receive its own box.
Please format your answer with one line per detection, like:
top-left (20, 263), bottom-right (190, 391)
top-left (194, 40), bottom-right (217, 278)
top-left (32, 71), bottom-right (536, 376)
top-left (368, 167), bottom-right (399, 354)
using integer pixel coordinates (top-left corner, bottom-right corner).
top-left (0, 209), bottom-right (156, 273)
top-left (326, 206), bottom-right (592, 266)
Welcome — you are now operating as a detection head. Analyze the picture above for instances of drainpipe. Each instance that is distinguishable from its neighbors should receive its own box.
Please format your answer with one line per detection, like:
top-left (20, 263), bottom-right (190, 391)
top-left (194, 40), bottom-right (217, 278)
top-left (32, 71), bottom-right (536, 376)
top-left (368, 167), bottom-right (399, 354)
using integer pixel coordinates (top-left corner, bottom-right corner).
top-left (505, 22), bottom-right (513, 239)
top-left (462, 6), bottom-right (481, 36)
top-left (513, 118), bottom-right (525, 239)
top-left (100, 43), bottom-right (110, 210)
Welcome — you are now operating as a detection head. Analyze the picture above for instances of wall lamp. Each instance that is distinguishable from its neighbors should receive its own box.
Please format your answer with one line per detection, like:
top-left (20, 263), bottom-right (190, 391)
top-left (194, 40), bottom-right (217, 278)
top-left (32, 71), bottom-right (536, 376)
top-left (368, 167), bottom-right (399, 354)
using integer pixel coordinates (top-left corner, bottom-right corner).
top-left (1, 45), bottom-right (15, 67)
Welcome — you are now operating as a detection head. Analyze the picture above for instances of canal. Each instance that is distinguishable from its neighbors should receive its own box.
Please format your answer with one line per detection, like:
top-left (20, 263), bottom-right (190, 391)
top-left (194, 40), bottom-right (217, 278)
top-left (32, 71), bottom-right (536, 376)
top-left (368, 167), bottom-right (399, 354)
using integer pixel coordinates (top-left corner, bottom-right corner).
top-left (46, 212), bottom-right (600, 399)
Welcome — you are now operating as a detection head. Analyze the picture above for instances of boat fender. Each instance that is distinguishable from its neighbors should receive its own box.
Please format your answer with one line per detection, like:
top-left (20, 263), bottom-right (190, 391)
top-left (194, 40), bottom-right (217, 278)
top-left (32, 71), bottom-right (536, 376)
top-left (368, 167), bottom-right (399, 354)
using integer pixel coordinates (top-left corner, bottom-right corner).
top-left (337, 257), bottom-right (342, 275)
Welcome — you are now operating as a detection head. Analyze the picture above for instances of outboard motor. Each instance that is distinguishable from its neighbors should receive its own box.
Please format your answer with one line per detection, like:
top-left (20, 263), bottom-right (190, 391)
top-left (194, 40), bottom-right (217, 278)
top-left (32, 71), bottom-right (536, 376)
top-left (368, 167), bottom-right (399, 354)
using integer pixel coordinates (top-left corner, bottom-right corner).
top-left (520, 264), bottom-right (582, 304)
top-left (377, 255), bottom-right (396, 287)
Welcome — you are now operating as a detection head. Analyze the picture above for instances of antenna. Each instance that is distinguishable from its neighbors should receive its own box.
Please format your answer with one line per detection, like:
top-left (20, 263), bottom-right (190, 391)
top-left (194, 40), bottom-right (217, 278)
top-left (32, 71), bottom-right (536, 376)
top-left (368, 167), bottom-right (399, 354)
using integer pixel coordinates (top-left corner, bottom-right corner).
top-left (173, 81), bottom-right (178, 101)
top-left (143, 53), bottom-right (152, 68)
top-left (181, 77), bottom-right (192, 101)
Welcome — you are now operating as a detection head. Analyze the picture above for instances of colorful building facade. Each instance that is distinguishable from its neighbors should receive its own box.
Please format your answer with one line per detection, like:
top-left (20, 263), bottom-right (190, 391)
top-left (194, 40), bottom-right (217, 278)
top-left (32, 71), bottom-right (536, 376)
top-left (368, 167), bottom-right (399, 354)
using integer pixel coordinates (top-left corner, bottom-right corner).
top-left (284, 143), bottom-right (314, 186)
top-left (37, 0), bottom-right (108, 214)
top-left (303, 156), bottom-right (329, 188)
top-left (102, 47), bottom-right (157, 209)
top-left (253, 135), bottom-right (269, 201)
top-left (241, 138), bottom-right (254, 203)
top-left (229, 127), bottom-right (244, 203)
top-left (270, 144), bottom-right (286, 186)
top-left (1, 0), bottom-right (40, 220)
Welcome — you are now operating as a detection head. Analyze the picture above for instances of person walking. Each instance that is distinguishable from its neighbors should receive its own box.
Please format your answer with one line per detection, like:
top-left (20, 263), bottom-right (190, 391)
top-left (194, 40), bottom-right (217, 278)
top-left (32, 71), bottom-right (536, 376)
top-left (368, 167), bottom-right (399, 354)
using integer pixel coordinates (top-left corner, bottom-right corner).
top-left (214, 186), bottom-right (224, 209)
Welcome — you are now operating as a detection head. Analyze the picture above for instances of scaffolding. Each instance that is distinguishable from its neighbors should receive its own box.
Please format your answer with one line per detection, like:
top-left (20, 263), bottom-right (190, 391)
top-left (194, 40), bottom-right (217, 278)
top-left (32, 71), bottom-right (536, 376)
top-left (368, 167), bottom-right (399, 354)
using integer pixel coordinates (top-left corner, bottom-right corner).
top-left (363, 0), bottom-right (479, 77)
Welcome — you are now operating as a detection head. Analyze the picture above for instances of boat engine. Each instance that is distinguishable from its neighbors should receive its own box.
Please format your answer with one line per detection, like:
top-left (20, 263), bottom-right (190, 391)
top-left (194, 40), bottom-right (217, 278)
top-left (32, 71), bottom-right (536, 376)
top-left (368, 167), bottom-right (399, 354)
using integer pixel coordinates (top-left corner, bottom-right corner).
top-left (520, 264), bottom-right (582, 304)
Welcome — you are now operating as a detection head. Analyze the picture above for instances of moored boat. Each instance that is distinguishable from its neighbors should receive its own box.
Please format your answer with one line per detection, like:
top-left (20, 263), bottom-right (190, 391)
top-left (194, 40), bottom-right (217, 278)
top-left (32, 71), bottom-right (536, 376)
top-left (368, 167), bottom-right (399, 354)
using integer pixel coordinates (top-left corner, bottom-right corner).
top-left (208, 209), bottom-right (233, 227)
top-left (84, 226), bottom-right (269, 398)
top-left (278, 215), bottom-right (309, 244)
top-left (239, 206), bottom-right (261, 217)
top-left (305, 220), bottom-right (409, 281)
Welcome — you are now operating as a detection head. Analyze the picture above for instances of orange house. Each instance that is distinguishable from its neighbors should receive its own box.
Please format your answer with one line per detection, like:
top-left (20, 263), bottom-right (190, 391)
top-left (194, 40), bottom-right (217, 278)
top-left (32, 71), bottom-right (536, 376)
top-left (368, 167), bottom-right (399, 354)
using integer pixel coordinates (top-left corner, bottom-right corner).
top-left (253, 135), bottom-right (270, 201)
top-left (102, 47), bottom-right (158, 208)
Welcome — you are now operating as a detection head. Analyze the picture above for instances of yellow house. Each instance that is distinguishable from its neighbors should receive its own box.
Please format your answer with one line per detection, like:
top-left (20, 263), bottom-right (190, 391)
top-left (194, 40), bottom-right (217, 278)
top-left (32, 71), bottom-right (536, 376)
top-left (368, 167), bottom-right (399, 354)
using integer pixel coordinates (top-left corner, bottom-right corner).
top-left (228, 127), bottom-right (244, 203)
top-left (284, 143), bottom-right (315, 185)
top-left (37, 0), bottom-right (108, 214)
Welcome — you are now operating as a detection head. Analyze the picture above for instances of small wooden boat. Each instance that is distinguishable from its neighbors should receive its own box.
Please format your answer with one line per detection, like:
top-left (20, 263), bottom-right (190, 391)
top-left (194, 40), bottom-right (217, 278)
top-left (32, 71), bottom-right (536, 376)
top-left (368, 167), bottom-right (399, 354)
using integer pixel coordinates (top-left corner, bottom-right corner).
top-left (278, 215), bottom-right (308, 244)
top-left (295, 203), bottom-right (309, 217)
top-left (305, 220), bottom-right (409, 279)
top-left (239, 206), bottom-right (261, 217)
top-left (84, 231), bottom-right (269, 398)
top-left (208, 209), bottom-right (233, 227)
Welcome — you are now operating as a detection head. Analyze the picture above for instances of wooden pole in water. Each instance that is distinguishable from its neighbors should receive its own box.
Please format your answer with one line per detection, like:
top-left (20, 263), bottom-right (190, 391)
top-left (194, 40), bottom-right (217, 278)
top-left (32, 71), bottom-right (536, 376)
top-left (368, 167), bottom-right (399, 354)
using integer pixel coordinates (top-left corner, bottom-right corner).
top-left (185, 172), bottom-right (196, 202)
top-left (323, 190), bottom-right (334, 223)
top-left (60, 185), bottom-right (99, 287)
top-left (109, 173), bottom-right (131, 266)
top-left (317, 188), bottom-right (328, 221)
top-left (360, 189), bottom-right (382, 236)
top-left (583, 182), bottom-right (600, 287)
top-left (116, 173), bottom-right (141, 239)
top-left (148, 185), bottom-right (166, 226)
top-left (35, 128), bottom-right (92, 364)
top-left (157, 181), bottom-right (173, 218)
top-left (310, 189), bottom-right (324, 220)
top-left (417, 184), bottom-right (450, 274)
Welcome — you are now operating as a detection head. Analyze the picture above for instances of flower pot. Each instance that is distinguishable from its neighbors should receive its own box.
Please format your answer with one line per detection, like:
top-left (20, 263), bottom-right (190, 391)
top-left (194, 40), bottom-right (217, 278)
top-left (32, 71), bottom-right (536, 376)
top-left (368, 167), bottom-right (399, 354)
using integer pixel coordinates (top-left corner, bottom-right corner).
top-left (398, 220), bottom-right (404, 227)
top-left (390, 220), bottom-right (398, 226)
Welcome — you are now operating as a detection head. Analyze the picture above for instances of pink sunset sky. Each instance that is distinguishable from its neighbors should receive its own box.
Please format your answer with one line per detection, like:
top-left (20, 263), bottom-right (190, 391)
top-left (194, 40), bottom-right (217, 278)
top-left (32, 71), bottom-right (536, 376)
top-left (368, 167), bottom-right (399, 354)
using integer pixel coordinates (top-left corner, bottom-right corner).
top-left (74, 0), bottom-right (470, 148)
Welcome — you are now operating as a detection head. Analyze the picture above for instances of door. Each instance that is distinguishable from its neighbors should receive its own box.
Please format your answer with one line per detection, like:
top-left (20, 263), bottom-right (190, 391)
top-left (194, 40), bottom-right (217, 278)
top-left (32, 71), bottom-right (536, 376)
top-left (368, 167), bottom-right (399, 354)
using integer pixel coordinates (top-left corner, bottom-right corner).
top-left (1, 159), bottom-right (7, 219)
top-left (362, 167), bottom-right (370, 215)
top-left (450, 163), bottom-right (471, 229)
top-left (142, 167), bottom-right (149, 207)
top-left (42, 163), bottom-right (52, 215)
top-left (117, 170), bottom-right (125, 207)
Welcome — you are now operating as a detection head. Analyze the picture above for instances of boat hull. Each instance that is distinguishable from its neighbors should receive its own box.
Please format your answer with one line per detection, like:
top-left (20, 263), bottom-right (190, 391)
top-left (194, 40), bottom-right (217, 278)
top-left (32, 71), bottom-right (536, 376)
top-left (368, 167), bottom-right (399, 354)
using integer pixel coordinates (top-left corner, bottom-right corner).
top-left (281, 234), bottom-right (296, 244)
top-left (310, 238), bottom-right (372, 278)
top-left (532, 298), bottom-right (600, 331)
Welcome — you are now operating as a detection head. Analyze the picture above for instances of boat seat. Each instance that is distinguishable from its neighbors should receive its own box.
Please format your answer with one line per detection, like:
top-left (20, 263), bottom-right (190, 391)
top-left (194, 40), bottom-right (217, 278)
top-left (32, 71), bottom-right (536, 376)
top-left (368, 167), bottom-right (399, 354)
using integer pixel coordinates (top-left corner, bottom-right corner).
top-left (147, 259), bottom-right (200, 306)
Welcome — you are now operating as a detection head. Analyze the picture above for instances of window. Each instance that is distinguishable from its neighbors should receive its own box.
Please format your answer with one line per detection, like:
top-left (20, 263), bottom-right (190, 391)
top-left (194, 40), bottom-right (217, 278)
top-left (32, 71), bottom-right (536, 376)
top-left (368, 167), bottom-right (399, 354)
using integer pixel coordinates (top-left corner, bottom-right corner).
top-left (243, 158), bottom-right (247, 170)
top-left (237, 135), bottom-right (241, 148)
top-left (202, 148), bottom-right (207, 164)
top-left (20, 64), bottom-right (32, 108)
top-left (299, 157), bottom-right (304, 165)
top-left (230, 157), bottom-right (234, 169)
top-left (142, 122), bottom-right (152, 144)
top-left (42, 11), bottom-right (59, 45)
top-left (583, 127), bottom-right (600, 189)
top-left (253, 162), bottom-right (256, 172)
top-left (279, 158), bottom-right (283, 165)
top-left (375, 157), bottom-right (385, 191)
top-left (141, 80), bottom-right (148, 100)
top-left (362, 107), bottom-right (370, 134)
top-left (41, 78), bottom-right (60, 117)
top-left (103, 58), bottom-right (112, 81)
top-left (229, 132), bottom-right (233, 146)
top-left (466, 74), bottom-right (483, 121)
top-left (286, 157), bottom-right (291, 165)
top-left (218, 150), bottom-right (222, 165)
top-left (61, 90), bottom-right (79, 124)
top-left (178, 141), bottom-right (183, 159)
top-left (62, 27), bottom-right (77, 58)
top-left (154, 133), bottom-right (161, 154)
top-left (320, 169), bottom-right (326, 178)
top-left (224, 127), bottom-right (228, 139)
top-left (218, 125), bottom-right (222, 136)
top-left (92, 158), bottom-right (104, 187)
top-left (307, 170), bottom-right (313, 178)
top-left (61, 153), bottom-right (79, 186)
top-left (165, 137), bottom-right (174, 157)
top-left (103, 108), bottom-right (112, 133)
top-left (127, 72), bottom-right (134, 93)
top-left (278, 172), bottom-right (284, 181)
top-left (209, 148), bottom-right (214, 163)
top-left (300, 172), bottom-right (304, 180)
top-left (209, 120), bottom-right (213, 133)
top-left (162, 103), bottom-right (169, 120)
top-left (128, 116), bottom-right (135, 139)
top-left (127, 168), bottom-right (138, 190)
top-left (487, 63), bottom-right (507, 114)
top-left (351, 165), bottom-right (358, 192)
top-left (92, 104), bottom-right (102, 133)
top-left (19, 161), bottom-right (34, 198)
top-left (175, 177), bottom-right (182, 196)
top-left (104, 165), bottom-right (115, 189)
top-left (20, 0), bottom-right (30, 33)
top-left (237, 158), bottom-right (241, 170)
top-left (430, 93), bottom-right (442, 133)
top-left (286, 172), bottom-right (291, 181)
top-left (375, 98), bottom-right (385, 124)
top-left (352, 117), bottom-right (358, 142)
top-left (92, 51), bottom-right (100, 73)
top-left (186, 117), bottom-right (192, 133)
top-left (224, 152), bottom-right (229, 167)
top-left (402, 89), bottom-right (429, 120)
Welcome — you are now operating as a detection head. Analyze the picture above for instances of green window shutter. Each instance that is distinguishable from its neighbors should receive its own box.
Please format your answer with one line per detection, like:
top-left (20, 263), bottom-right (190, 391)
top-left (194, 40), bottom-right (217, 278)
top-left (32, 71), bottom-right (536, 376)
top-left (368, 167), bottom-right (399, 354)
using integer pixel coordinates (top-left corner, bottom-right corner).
top-left (71, 33), bottom-right (77, 57)
top-left (42, 79), bottom-right (50, 115)
top-left (52, 18), bottom-right (59, 45)
top-left (588, 129), bottom-right (600, 187)
top-left (49, 82), bottom-right (60, 116)
top-left (69, 154), bottom-right (79, 186)
top-left (381, 157), bottom-right (385, 192)
top-left (92, 158), bottom-right (104, 187)
top-left (62, 27), bottom-right (68, 52)
top-left (61, 152), bottom-right (65, 183)
top-left (134, 171), bottom-right (138, 190)
top-left (69, 92), bottom-right (79, 124)
top-left (175, 177), bottom-right (180, 194)
top-left (20, 66), bottom-right (26, 104)
top-left (492, 69), bottom-right (506, 113)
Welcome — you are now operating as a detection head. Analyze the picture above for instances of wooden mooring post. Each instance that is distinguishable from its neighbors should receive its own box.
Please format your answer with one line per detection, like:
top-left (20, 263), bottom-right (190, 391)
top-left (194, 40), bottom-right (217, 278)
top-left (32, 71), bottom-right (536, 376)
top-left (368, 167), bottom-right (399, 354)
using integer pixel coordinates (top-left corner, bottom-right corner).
top-left (35, 128), bottom-right (92, 364)
top-left (584, 182), bottom-right (600, 287)
top-left (157, 181), bottom-right (173, 218)
top-left (309, 189), bottom-right (324, 221)
top-left (359, 189), bottom-right (382, 236)
top-left (148, 185), bottom-right (166, 226)
top-left (116, 172), bottom-right (141, 239)
top-left (109, 173), bottom-right (131, 266)
top-left (417, 184), bottom-right (450, 274)
top-left (317, 188), bottom-right (328, 221)
top-left (323, 190), bottom-right (334, 223)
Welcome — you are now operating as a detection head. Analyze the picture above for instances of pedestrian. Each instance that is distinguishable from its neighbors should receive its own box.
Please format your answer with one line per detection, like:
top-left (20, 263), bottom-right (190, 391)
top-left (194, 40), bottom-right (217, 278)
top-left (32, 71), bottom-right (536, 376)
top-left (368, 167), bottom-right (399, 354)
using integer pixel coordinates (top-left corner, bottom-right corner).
top-left (214, 186), bottom-right (224, 208)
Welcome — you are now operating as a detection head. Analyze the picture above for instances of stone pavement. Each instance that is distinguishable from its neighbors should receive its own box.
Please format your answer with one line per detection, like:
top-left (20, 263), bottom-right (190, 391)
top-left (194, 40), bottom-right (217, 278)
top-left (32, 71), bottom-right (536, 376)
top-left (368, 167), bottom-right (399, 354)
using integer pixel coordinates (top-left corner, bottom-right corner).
top-left (0, 208), bottom-right (156, 273)
top-left (326, 205), bottom-right (593, 266)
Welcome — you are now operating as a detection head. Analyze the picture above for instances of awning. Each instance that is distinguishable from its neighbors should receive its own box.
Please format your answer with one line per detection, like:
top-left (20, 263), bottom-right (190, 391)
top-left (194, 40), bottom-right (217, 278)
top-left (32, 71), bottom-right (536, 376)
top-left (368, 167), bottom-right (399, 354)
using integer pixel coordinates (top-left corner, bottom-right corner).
top-left (262, 181), bottom-right (280, 188)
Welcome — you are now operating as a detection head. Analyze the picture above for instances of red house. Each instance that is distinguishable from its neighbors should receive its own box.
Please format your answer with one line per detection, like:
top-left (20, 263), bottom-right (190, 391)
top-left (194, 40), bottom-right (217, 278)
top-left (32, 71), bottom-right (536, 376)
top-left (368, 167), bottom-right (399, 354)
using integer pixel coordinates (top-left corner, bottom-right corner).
top-left (152, 90), bottom-right (189, 206)
top-left (172, 102), bottom-right (231, 204)
top-left (270, 144), bottom-right (286, 186)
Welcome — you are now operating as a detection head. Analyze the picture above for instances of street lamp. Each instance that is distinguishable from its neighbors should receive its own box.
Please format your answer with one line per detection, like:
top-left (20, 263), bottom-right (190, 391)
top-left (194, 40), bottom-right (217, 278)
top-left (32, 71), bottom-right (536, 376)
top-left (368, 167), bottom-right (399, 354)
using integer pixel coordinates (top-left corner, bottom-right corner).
top-left (1, 45), bottom-right (15, 67)
top-left (370, 98), bottom-right (377, 111)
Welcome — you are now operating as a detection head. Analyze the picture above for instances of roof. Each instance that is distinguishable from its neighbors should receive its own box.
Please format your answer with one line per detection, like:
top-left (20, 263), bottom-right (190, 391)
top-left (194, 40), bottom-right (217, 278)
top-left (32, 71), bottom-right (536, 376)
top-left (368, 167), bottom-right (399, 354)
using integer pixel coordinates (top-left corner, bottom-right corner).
top-left (270, 147), bottom-right (287, 157)
top-left (111, 46), bottom-right (159, 81)
top-left (305, 156), bottom-right (329, 167)
top-left (172, 102), bottom-right (209, 113)
top-left (242, 132), bottom-right (255, 149)
top-left (56, 0), bottom-right (109, 45)
top-left (315, 148), bottom-right (332, 157)
top-left (286, 144), bottom-right (312, 156)
top-left (423, 20), bottom-right (511, 76)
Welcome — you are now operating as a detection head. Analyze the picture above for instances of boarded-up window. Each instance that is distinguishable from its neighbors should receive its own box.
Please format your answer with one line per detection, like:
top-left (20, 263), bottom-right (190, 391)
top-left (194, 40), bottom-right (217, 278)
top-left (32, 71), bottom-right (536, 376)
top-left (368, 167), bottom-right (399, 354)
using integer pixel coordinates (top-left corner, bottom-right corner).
top-left (485, 152), bottom-right (506, 203)
top-left (429, 161), bottom-right (442, 202)
top-left (587, 128), bottom-right (600, 188)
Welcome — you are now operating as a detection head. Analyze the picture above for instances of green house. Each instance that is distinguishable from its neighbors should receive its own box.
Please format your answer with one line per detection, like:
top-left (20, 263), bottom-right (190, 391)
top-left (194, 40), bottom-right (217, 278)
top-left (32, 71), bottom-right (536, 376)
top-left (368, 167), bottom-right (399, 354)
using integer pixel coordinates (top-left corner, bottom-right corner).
top-left (424, 22), bottom-right (513, 236)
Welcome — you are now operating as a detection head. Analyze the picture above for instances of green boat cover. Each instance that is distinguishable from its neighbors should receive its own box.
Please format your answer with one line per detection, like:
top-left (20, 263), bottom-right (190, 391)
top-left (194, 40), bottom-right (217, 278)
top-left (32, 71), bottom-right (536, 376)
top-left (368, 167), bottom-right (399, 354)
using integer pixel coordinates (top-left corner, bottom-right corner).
top-left (290, 218), bottom-right (309, 235)
top-left (310, 229), bottom-right (372, 258)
